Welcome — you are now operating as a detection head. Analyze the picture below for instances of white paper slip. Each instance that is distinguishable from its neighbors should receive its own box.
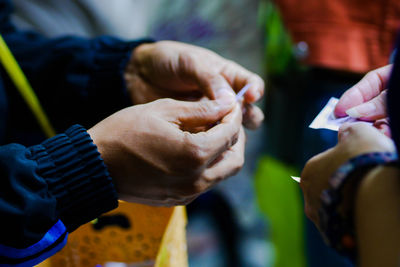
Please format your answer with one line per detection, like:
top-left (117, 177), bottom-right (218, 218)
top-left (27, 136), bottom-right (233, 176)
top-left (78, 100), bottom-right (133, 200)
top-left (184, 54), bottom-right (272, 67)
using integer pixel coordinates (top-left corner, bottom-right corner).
top-left (309, 97), bottom-right (372, 131)
top-left (291, 176), bottom-right (301, 183)
top-left (235, 84), bottom-right (251, 101)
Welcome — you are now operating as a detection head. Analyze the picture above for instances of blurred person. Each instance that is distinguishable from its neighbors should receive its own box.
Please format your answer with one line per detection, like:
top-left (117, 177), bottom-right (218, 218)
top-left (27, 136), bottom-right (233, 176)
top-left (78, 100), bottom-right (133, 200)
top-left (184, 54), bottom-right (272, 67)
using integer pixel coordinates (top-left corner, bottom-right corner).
top-left (266, 0), bottom-right (400, 173)
top-left (262, 1), bottom-right (400, 266)
top-left (301, 40), bottom-right (400, 266)
top-left (0, 0), bottom-right (266, 265)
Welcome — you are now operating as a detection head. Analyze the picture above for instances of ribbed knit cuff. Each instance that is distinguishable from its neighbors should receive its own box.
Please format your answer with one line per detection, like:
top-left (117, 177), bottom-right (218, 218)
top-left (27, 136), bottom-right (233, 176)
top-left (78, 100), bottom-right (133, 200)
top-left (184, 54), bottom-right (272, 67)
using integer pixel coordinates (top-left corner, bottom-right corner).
top-left (29, 125), bottom-right (118, 232)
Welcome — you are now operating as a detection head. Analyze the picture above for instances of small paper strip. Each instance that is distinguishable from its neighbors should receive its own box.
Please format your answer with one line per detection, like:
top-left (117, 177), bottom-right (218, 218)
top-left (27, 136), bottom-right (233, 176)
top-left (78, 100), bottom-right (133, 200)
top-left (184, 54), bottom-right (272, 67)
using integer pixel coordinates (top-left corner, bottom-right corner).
top-left (291, 176), bottom-right (301, 183)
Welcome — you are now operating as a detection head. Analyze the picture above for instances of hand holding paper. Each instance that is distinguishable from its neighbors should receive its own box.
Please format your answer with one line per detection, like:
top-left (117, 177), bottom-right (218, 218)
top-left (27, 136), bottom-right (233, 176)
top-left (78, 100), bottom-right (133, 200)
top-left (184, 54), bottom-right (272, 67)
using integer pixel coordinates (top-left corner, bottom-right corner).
top-left (309, 97), bottom-right (373, 131)
top-left (334, 65), bottom-right (392, 121)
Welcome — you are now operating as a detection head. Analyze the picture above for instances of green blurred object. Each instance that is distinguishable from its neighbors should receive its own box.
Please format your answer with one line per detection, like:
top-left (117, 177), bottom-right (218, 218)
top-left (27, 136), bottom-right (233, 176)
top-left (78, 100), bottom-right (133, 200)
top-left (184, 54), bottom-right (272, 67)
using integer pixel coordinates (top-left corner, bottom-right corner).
top-left (259, 1), bottom-right (294, 76)
top-left (254, 156), bottom-right (306, 267)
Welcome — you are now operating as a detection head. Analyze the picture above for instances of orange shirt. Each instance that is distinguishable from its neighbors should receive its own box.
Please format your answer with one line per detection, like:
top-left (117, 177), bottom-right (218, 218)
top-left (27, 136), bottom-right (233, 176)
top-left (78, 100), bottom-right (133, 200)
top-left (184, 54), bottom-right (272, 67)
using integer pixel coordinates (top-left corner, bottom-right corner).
top-left (275, 0), bottom-right (400, 73)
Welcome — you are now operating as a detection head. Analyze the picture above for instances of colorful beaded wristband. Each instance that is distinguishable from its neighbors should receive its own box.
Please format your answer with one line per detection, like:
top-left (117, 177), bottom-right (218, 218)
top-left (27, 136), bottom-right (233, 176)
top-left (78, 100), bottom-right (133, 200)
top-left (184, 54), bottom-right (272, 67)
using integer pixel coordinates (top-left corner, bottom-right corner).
top-left (318, 151), bottom-right (398, 261)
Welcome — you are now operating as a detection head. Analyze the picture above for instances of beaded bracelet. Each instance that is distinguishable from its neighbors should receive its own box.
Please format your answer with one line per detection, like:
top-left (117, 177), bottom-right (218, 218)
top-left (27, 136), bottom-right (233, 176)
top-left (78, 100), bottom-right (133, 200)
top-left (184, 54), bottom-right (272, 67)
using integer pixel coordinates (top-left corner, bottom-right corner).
top-left (318, 151), bottom-right (398, 261)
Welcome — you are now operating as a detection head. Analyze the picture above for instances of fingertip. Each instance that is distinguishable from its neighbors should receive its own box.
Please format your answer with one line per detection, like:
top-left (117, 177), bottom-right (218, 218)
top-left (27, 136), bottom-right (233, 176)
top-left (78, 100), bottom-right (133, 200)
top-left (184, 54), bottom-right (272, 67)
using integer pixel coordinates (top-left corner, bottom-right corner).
top-left (335, 87), bottom-right (365, 117)
top-left (345, 107), bottom-right (361, 119)
top-left (244, 85), bottom-right (263, 103)
top-left (334, 107), bottom-right (347, 118)
top-left (344, 101), bottom-right (385, 121)
top-left (334, 101), bottom-right (349, 117)
top-left (243, 104), bottom-right (264, 130)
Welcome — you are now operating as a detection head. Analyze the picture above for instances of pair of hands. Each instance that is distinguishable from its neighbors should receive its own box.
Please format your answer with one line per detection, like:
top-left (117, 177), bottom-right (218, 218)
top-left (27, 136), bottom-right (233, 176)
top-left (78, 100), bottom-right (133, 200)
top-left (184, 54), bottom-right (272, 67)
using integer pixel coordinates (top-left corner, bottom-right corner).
top-left (88, 41), bottom-right (265, 206)
top-left (301, 65), bottom-right (396, 226)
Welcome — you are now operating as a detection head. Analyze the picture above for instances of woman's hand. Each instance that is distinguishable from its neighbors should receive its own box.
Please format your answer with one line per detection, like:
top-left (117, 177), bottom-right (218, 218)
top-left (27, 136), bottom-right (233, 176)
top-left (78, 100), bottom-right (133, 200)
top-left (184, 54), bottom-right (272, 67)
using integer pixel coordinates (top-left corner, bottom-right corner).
top-left (300, 122), bottom-right (395, 226)
top-left (335, 65), bottom-right (392, 121)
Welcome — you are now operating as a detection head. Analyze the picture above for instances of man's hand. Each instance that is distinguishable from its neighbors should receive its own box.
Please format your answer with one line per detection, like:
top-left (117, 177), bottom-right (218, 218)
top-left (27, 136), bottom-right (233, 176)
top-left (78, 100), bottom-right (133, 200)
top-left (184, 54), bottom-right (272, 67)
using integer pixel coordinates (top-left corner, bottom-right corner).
top-left (125, 41), bottom-right (264, 129)
top-left (301, 123), bottom-right (395, 226)
top-left (334, 65), bottom-right (392, 121)
top-left (88, 97), bottom-right (245, 206)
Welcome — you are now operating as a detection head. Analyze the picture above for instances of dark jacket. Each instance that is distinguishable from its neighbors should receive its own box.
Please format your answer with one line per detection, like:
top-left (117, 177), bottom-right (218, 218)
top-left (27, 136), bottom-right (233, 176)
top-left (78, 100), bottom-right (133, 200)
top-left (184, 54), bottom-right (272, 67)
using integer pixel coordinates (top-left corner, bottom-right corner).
top-left (389, 42), bottom-right (400, 156)
top-left (0, 0), bottom-right (147, 265)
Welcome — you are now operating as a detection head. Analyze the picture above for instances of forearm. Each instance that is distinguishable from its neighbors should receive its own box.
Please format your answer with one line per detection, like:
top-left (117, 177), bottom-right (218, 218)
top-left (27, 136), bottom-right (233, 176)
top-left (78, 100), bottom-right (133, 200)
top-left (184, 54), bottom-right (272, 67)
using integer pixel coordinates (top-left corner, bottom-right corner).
top-left (355, 166), bottom-right (400, 267)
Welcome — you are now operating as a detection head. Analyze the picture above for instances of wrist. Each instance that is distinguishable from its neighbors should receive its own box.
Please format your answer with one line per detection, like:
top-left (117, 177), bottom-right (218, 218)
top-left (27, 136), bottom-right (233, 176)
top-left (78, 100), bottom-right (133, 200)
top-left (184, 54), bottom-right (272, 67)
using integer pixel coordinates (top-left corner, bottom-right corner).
top-left (124, 42), bottom-right (155, 105)
top-left (30, 125), bottom-right (118, 232)
top-left (124, 42), bottom-right (153, 80)
top-left (319, 151), bottom-right (398, 261)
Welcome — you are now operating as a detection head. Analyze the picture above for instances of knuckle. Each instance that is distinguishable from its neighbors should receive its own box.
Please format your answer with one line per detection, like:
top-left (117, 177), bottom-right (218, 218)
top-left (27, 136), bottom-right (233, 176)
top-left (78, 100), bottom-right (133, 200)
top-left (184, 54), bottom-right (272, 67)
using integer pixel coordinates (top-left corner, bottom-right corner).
top-left (178, 52), bottom-right (195, 70)
top-left (365, 70), bottom-right (379, 83)
top-left (364, 72), bottom-right (382, 93)
top-left (342, 122), bottom-right (363, 133)
top-left (376, 92), bottom-right (387, 105)
top-left (338, 123), bottom-right (352, 133)
top-left (227, 130), bottom-right (240, 149)
top-left (182, 133), bottom-right (209, 168)
top-left (156, 98), bottom-right (175, 107)
top-left (224, 59), bottom-right (238, 69)
top-left (196, 102), bottom-right (212, 116)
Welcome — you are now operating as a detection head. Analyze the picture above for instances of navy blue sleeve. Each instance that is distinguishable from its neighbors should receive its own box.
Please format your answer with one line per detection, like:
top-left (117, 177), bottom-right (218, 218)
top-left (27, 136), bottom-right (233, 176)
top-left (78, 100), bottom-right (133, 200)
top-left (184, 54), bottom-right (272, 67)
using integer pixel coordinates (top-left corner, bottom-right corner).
top-left (0, 0), bottom-right (151, 133)
top-left (0, 125), bottom-right (118, 266)
top-left (388, 40), bottom-right (400, 155)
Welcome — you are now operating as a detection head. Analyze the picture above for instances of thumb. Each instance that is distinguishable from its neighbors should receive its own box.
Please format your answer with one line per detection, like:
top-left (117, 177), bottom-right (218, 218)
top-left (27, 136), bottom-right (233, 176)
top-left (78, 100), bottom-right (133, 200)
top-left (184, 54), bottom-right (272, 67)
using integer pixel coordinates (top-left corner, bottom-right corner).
top-left (190, 62), bottom-right (234, 100)
top-left (177, 90), bottom-right (236, 127)
top-left (334, 65), bottom-right (392, 117)
top-left (345, 90), bottom-right (387, 121)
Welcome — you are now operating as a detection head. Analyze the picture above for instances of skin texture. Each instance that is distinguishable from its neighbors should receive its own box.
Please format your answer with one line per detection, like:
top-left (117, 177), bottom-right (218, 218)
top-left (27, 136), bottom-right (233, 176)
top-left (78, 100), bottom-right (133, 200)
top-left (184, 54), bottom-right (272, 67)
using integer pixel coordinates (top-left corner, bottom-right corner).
top-left (355, 166), bottom-right (400, 267)
top-left (125, 41), bottom-right (265, 129)
top-left (300, 123), bottom-right (395, 225)
top-left (88, 98), bottom-right (245, 206)
top-left (335, 65), bottom-right (392, 121)
top-left (304, 64), bottom-right (400, 264)
top-left (85, 41), bottom-right (266, 206)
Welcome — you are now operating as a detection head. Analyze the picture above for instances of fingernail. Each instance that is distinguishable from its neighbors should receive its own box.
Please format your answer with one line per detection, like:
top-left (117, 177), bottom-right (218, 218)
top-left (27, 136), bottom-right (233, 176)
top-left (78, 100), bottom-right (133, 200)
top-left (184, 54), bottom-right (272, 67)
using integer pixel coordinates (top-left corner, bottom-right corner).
top-left (345, 107), bottom-right (361, 118)
top-left (216, 88), bottom-right (235, 106)
top-left (346, 103), bottom-right (376, 118)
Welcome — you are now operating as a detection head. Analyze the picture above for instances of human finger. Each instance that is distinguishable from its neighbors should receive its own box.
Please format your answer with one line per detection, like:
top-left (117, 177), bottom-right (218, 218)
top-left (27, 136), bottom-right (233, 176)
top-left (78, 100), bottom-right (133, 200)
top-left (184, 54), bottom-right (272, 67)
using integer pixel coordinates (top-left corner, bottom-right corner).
top-left (345, 90), bottom-right (387, 121)
top-left (338, 122), bottom-right (395, 153)
top-left (171, 90), bottom-right (236, 128)
top-left (242, 104), bottom-right (265, 130)
top-left (198, 126), bottom-right (246, 191)
top-left (335, 65), bottom-right (392, 117)
top-left (178, 51), bottom-right (235, 99)
top-left (221, 60), bottom-right (265, 103)
top-left (374, 118), bottom-right (391, 137)
top-left (183, 104), bottom-right (242, 167)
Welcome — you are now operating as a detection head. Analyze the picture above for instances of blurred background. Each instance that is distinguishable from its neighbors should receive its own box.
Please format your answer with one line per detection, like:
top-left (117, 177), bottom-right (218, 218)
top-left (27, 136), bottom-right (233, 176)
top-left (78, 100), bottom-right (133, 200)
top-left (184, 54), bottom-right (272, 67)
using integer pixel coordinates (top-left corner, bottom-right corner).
top-left (14, 0), bottom-right (397, 266)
